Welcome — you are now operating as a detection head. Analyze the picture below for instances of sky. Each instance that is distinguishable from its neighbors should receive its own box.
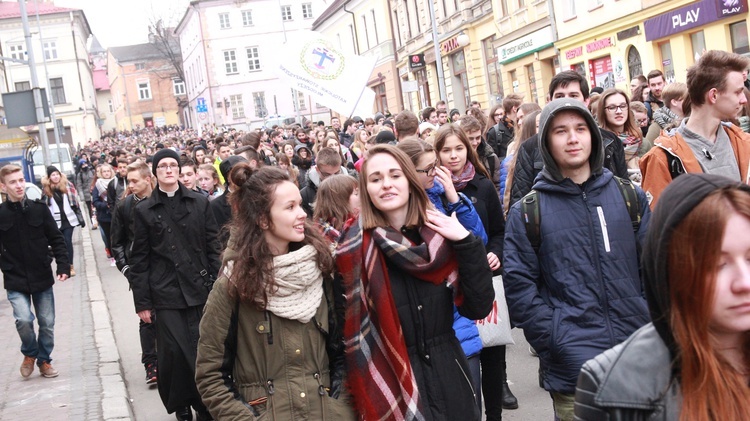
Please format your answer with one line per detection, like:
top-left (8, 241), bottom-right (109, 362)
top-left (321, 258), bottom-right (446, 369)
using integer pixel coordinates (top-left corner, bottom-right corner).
top-left (55, 0), bottom-right (191, 48)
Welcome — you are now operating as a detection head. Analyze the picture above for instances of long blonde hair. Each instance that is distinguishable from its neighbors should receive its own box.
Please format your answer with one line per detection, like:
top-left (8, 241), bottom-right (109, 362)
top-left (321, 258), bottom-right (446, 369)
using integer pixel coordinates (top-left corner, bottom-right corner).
top-left (42, 171), bottom-right (70, 197)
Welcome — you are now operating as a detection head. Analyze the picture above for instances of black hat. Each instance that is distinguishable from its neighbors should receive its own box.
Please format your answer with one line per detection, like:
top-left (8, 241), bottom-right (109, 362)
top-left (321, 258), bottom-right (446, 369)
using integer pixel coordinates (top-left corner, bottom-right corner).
top-left (46, 165), bottom-right (60, 177)
top-left (219, 155), bottom-right (248, 184)
top-left (152, 149), bottom-right (181, 175)
top-left (375, 130), bottom-right (396, 145)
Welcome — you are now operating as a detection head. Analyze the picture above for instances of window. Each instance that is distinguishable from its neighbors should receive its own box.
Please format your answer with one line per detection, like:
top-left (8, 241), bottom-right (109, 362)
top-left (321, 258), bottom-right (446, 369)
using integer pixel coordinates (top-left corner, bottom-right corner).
top-left (412, 0), bottom-right (420, 33)
top-left (9, 43), bottom-right (25, 61)
top-left (224, 50), bottom-right (238, 74)
top-left (510, 69), bottom-right (519, 93)
top-left (690, 31), bottom-right (706, 63)
top-left (730, 21), bottom-right (749, 55)
top-left (135, 63), bottom-right (145, 70)
top-left (246, 46), bottom-right (260, 71)
top-left (50, 77), bottom-right (66, 104)
top-left (173, 79), bottom-right (186, 96)
top-left (415, 68), bottom-right (430, 108)
top-left (108, 99), bottom-right (114, 113)
top-left (253, 92), bottom-right (267, 118)
top-left (376, 83), bottom-right (388, 113)
top-left (292, 89), bottom-right (306, 111)
top-left (43, 40), bottom-right (57, 60)
top-left (371, 10), bottom-right (379, 45)
top-left (403, 1), bottom-right (412, 39)
top-left (302, 3), bottom-right (313, 19)
top-left (627, 46), bottom-right (643, 80)
top-left (519, 0), bottom-right (526, 7)
top-left (483, 36), bottom-right (503, 98)
top-left (229, 94), bottom-right (244, 119)
top-left (562, 0), bottom-right (576, 19)
top-left (393, 10), bottom-right (402, 47)
top-left (498, 0), bottom-right (508, 17)
top-left (526, 63), bottom-right (537, 103)
top-left (14, 81), bottom-right (30, 91)
top-left (281, 5), bottom-right (292, 21)
top-left (242, 10), bottom-right (253, 26)
top-left (362, 15), bottom-right (371, 50)
top-left (660, 42), bottom-right (675, 83)
top-left (219, 13), bottom-right (230, 29)
top-left (137, 80), bottom-right (151, 100)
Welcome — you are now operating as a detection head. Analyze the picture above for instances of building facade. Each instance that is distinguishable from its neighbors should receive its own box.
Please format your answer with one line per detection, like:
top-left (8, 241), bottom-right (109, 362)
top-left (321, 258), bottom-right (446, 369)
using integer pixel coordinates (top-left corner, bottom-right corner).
top-left (312, 0), bottom-right (403, 119)
top-left (0, 2), bottom-right (99, 146)
top-left (175, 0), bottom-right (330, 132)
top-left (89, 36), bottom-right (115, 132)
top-left (553, 0), bottom-right (750, 93)
top-left (492, 0), bottom-right (558, 107)
top-left (107, 42), bottom-right (185, 131)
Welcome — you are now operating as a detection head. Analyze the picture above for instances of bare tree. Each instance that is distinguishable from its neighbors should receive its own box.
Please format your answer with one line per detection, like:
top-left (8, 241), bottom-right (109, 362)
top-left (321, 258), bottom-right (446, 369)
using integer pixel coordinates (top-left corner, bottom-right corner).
top-left (147, 18), bottom-right (184, 83)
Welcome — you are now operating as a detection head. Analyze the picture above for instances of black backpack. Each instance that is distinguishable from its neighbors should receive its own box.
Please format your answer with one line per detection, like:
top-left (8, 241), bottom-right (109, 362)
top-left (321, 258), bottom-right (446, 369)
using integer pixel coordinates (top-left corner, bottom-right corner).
top-left (520, 176), bottom-right (641, 253)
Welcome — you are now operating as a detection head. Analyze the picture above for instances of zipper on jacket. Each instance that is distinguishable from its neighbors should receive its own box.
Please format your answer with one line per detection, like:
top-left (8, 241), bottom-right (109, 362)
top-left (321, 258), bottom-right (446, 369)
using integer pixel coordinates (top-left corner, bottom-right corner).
top-left (264, 311), bottom-right (274, 345)
top-left (455, 359), bottom-right (477, 402)
top-left (583, 193), bottom-right (616, 346)
top-left (596, 206), bottom-right (611, 253)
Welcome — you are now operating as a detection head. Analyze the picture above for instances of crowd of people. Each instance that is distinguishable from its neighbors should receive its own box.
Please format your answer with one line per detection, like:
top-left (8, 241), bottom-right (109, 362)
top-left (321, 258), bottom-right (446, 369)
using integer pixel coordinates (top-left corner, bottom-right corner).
top-left (1, 49), bottom-right (750, 420)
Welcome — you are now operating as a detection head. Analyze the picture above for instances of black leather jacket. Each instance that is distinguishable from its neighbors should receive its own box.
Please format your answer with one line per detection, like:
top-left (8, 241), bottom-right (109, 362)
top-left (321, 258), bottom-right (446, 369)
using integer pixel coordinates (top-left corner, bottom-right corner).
top-left (574, 323), bottom-right (681, 420)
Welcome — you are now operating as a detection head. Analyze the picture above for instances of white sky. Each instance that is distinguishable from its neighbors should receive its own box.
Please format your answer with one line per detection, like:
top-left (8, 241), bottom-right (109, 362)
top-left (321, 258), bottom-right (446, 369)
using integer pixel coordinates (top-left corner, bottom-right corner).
top-left (55, 0), bottom-right (191, 48)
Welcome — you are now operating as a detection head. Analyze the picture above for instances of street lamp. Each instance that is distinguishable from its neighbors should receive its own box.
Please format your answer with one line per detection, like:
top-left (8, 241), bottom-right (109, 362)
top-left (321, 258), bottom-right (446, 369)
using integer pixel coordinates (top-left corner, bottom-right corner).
top-left (457, 31), bottom-right (470, 48)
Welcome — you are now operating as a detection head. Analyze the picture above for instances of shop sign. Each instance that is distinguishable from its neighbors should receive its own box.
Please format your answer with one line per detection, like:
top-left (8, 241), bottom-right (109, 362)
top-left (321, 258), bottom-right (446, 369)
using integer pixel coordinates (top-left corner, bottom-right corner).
top-left (566, 46), bottom-right (583, 60)
top-left (409, 54), bottom-right (425, 70)
top-left (644, 0), bottom-right (748, 41)
top-left (398, 66), bottom-right (408, 77)
top-left (441, 37), bottom-right (462, 55)
top-left (586, 38), bottom-right (613, 53)
top-left (497, 26), bottom-right (555, 65)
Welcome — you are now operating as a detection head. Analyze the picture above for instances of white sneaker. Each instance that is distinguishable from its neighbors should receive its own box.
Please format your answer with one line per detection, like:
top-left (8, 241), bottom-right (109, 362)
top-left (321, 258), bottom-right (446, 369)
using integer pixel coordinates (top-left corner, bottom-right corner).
top-left (109, 258), bottom-right (116, 267)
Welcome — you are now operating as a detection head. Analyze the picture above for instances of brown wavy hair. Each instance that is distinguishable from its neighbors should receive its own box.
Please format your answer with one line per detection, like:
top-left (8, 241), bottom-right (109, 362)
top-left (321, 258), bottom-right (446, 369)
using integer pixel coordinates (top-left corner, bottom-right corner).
top-left (668, 188), bottom-right (750, 419)
top-left (312, 174), bottom-right (358, 231)
top-left (226, 164), bottom-right (334, 307)
top-left (597, 88), bottom-right (641, 140)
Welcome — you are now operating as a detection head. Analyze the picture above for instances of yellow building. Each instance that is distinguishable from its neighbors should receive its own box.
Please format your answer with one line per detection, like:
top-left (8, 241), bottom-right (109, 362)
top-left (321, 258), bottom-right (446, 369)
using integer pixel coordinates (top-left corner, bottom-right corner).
top-left (554, 0), bottom-right (749, 93)
top-left (393, 0), bottom-right (498, 112)
top-left (492, 1), bottom-right (557, 107)
top-left (313, 0), bottom-right (402, 118)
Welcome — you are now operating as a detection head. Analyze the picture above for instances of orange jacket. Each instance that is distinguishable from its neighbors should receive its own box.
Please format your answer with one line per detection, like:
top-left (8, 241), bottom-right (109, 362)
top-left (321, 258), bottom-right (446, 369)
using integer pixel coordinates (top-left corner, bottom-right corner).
top-left (639, 123), bottom-right (750, 209)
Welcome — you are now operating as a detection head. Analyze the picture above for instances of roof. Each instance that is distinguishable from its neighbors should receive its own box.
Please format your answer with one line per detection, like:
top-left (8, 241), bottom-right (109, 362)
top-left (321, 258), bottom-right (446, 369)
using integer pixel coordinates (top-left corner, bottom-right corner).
top-left (312, 0), bottom-right (348, 30)
top-left (0, 1), bottom-right (75, 19)
top-left (89, 35), bottom-right (105, 54)
top-left (109, 41), bottom-right (180, 63)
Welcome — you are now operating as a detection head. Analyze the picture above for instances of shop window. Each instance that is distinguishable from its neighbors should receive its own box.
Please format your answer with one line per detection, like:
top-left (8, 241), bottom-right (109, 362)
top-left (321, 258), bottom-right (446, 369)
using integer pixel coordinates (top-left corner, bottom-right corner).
top-left (483, 36), bottom-right (503, 98)
top-left (451, 51), bottom-right (470, 111)
top-left (416, 68), bottom-right (430, 109)
top-left (730, 21), bottom-right (749, 55)
top-left (591, 56), bottom-right (614, 89)
top-left (627, 46), bottom-right (642, 80)
top-left (659, 42), bottom-right (675, 83)
top-left (690, 31), bottom-right (706, 63)
top-left (526, 64), bottom-right (537, 103)
top-left (571, 62), bottom-right (586, 79)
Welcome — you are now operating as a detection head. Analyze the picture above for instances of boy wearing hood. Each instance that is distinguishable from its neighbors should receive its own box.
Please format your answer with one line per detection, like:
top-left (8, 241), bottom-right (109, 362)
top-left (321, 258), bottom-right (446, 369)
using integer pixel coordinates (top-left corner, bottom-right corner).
top-left (502, 98), bottom-right (652, 421)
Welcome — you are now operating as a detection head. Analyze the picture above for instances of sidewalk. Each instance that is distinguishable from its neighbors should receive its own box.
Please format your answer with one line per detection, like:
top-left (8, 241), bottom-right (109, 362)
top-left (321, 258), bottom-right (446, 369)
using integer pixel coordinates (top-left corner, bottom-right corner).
top-left (0, 225), bottom-right (131, 420)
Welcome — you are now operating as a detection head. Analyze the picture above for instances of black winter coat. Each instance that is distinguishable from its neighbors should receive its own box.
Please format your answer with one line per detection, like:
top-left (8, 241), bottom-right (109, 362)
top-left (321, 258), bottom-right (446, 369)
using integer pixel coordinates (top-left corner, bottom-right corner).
top-left (486, 121), bottom-right (513, 160)
top-left (389, 231), bottom-right (494, 421)
top-left (509, 130), bottom-right (628, 208)
top-left (0, 199), bottom-right (70, 293)
top-left (209, 191), bottom-right (232, 248)
top-left (458, 173), bottom-right (504, 262)
top-left (129, 185), bottom-right (222, 312)
top-left (107, 174), bottom-right (127, 210)
top-left (110, 194), bottom-right (143, 277)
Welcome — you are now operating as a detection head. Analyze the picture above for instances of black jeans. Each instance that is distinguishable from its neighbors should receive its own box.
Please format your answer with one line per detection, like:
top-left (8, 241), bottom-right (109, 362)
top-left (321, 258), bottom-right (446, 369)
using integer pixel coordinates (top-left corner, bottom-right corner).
top-left (140, 315), bottom-right (157, 366)
top-left (480, 345), bottom-right (506, 421)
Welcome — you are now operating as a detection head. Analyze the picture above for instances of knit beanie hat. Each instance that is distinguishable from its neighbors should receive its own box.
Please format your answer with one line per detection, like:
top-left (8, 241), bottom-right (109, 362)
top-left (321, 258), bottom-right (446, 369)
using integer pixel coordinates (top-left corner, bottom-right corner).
top-left (152, 149), bottom-right (181, 175)
top-left (375, 130), bottom-right (396, 145)
top-left (47, 165), bottom-right (60, 177)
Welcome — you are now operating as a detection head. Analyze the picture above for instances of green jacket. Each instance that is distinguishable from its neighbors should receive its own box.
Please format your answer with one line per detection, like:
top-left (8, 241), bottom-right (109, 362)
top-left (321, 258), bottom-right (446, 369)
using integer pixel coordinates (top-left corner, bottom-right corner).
top-left (195, 250), bottom-right (356, 420)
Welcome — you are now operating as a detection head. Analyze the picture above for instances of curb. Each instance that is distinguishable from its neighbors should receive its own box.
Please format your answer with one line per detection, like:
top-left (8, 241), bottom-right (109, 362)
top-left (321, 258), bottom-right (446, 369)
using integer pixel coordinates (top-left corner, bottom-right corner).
top-left (81, 226), bottom-right (134, 420)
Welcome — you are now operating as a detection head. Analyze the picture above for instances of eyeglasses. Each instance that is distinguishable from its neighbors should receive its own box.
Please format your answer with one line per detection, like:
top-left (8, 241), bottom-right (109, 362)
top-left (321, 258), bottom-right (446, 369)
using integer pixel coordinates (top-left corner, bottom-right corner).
top-left (636, 118), bottom-right (649, 126)
top-left (605, 104), bottom-right (628, 112)
top-left (494, 113), bottom-right (503, 118)
top-left (415, 160), bottom-right (438, 175)
top-left (157, 163), bottom-right (179, 171)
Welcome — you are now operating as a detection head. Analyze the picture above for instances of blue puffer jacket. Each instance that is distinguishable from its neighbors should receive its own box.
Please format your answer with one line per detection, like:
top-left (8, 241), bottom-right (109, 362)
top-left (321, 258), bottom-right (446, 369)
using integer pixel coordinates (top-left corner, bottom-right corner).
top-left (503, 169), bottom-right (651, 394)
top-left (499, 153), bottom-right (513, 201)
top-left (427, 179), bottom-right (485, 358)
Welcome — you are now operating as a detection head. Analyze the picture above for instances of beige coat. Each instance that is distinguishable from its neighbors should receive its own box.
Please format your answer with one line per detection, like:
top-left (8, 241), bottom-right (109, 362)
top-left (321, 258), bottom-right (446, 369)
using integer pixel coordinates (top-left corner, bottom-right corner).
top-left (195, 250), bottom-right (356, 420)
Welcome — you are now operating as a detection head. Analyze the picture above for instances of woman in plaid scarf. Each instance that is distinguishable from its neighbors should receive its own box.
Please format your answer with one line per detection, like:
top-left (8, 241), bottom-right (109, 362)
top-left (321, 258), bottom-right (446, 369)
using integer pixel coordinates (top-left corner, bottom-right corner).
top-left (336, 145), bottom-right (494, 421)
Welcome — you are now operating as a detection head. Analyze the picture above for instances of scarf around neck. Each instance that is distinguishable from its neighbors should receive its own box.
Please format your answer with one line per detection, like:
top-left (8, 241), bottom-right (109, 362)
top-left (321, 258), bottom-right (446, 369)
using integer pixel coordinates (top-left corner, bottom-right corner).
top-left (96, 177), bottom-right (113, 195)
top-left (451, 161), bottom-right (475, 191)
top-left (335, 219), bottom-right (460, 421)
top-left (265, 244), bottom-right (324, 323)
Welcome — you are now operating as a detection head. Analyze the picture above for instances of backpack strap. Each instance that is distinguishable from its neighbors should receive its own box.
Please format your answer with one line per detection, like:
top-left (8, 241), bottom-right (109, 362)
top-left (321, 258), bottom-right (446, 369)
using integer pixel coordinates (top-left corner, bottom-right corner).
top-left (666, 152), bottom-right (685, 180)
top-left (612, 176), bottom-right (640, 234)
top-left (520, 189), bottom-right (541, 253)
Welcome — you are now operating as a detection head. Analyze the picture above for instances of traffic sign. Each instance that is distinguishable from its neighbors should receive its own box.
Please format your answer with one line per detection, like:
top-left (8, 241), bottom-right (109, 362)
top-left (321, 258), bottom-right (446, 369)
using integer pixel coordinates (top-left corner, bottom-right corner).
top-left (196, 97), bottom-right (207, 113)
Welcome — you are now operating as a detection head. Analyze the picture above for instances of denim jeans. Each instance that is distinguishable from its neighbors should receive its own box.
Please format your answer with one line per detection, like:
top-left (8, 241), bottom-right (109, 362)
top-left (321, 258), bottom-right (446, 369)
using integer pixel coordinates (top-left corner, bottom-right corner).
top-left (7, 287), bottom-right (55, 364)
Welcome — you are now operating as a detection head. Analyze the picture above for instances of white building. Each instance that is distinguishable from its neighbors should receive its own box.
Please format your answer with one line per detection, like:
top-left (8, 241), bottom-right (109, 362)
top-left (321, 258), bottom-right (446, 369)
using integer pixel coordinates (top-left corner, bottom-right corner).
top-left (0, 1), bottom-right (99, 146)
top-left (175, 0), bottom-right (330, 131)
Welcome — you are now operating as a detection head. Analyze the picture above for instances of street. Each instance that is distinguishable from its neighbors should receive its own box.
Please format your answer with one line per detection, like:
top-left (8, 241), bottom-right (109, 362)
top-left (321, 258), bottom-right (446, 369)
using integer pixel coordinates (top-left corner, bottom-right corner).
top-left (0, 224), bottom-right (554, 420)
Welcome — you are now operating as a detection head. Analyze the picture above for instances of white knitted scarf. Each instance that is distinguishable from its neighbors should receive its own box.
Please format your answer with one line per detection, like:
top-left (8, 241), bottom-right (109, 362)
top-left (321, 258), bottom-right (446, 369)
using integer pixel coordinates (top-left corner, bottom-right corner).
top-left (266, 245), bottom-right (324, 323)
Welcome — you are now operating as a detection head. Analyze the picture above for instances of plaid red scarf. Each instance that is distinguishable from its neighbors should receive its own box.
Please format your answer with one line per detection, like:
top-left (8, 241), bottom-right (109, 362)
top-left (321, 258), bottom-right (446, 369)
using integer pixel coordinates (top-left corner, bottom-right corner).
top-left (335, 219), bottom-right (460, 421)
